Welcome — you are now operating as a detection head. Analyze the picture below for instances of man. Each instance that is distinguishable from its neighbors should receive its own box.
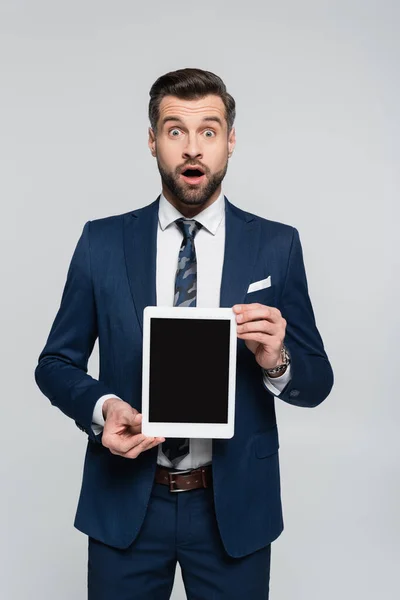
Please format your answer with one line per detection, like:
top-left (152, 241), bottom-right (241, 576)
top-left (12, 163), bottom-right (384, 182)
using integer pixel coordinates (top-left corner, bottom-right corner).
top-left (35, 67), bottom-right (334, 599)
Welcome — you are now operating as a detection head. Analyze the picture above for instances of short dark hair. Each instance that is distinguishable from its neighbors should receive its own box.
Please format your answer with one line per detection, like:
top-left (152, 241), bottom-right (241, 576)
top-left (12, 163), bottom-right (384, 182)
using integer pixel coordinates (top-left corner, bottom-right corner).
top-left (148, 67), bottom-right (236, 136)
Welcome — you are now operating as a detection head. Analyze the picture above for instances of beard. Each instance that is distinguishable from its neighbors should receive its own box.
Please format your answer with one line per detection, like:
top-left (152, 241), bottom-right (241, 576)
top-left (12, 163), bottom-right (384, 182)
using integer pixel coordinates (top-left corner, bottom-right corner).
top-left (156, 156), bottom-right (229, 207)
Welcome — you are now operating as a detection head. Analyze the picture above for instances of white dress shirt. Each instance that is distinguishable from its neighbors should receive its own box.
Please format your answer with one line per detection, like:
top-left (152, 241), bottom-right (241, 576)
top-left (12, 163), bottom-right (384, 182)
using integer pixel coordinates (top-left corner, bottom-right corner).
top-left (91, 190), bottom-right (291, 469)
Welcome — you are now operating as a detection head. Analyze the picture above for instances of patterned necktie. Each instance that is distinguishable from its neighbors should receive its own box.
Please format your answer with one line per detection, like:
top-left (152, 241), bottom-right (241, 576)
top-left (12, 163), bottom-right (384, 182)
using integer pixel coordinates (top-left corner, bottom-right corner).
top-left (161, 217), bottom-right (203, 463)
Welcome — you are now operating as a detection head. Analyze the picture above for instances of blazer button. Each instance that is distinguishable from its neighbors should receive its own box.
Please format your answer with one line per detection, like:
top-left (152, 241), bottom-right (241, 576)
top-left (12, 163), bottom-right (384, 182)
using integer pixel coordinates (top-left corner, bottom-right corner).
top-left (289, 389), bottom-right (300, 398)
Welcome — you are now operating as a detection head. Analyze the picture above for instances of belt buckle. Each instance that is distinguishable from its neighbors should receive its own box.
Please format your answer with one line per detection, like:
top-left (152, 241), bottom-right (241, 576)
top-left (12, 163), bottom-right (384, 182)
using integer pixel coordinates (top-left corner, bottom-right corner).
top-left (167, 468), bottom-right (193, 493)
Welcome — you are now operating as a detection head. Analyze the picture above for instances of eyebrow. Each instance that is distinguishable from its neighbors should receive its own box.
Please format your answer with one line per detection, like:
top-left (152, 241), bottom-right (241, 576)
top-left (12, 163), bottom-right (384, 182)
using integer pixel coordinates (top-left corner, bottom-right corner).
top-left (161, 116), bottom-right (223, 128)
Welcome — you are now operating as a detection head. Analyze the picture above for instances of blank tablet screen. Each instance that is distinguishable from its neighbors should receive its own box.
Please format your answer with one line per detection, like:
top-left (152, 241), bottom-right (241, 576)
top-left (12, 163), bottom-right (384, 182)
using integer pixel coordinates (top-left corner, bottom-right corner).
top-left (148, 318), bottom-right (230, 424)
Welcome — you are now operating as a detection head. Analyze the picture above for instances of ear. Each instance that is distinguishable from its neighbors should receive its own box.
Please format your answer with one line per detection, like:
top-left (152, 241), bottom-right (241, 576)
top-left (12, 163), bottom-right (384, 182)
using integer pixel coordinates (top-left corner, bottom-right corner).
top-left (148, 127), bottom-right (156, 156)
top-left (228, 126), bottom-right (236, 157)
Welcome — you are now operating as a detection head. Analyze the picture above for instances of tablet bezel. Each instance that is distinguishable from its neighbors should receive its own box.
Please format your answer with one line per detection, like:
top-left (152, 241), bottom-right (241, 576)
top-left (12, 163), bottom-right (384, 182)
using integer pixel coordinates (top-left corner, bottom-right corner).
top-left (141, 306), bottom-right (236, 439)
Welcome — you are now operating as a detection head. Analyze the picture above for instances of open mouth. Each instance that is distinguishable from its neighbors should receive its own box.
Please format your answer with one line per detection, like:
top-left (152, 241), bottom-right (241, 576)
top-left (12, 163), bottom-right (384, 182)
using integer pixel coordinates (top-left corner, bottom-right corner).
top-left (181, 167), bottom-right (205, 184)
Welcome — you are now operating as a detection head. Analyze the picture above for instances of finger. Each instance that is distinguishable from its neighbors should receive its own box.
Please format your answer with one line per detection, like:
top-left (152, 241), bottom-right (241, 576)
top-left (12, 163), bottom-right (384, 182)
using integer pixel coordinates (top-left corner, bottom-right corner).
top-left (236, 304), bottom-right (280, 324)
top-left (102, 427), bottom-right (140, 452)
top-left (237, 319), bottom-right (276, 336)
top-left (106, 432), bottom-right (148, 455)
top-left (109, 433), bottom-right (165, 457)
top-left (128, 412), bottom-right (143, 434)
top-left (234, 303), bottom-right (269, 312)
top-left (108, 434), bottom-right (152, 455)
top-left (117, 411), bottom-right (143, 436)
top-left (124, 410), bottom-right (142, 426)
top-left (119, 436), bottom-right (165, 459)
top-left (237, 331), bottom-right (283, 349)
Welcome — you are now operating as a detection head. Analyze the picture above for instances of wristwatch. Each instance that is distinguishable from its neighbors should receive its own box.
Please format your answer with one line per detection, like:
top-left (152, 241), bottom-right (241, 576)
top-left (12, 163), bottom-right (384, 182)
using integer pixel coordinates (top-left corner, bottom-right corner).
top-left (265, 344), bottom-right (291, 376)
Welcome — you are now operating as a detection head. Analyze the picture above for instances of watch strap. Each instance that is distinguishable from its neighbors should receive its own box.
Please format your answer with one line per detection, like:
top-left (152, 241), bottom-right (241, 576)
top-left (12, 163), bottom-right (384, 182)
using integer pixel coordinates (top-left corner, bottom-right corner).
top-left (265, 344), bottom-right (291, 375)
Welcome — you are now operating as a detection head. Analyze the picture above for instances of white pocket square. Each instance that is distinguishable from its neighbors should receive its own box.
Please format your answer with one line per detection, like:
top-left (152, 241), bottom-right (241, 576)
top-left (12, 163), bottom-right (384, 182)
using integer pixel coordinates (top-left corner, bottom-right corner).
top-left (247, 275), bottom-right (272, 293)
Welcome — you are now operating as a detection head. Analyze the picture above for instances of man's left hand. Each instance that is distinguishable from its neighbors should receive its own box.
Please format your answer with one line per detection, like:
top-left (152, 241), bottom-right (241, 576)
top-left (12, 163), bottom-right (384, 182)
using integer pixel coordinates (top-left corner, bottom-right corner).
top-left (233, 303), bottom-right (287, 370)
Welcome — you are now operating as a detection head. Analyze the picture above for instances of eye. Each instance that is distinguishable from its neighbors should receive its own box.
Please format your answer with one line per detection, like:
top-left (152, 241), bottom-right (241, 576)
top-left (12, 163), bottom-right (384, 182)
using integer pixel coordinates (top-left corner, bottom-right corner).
top-left (169, 128), bottom-right (181, 137)
top-left (204, 130), bottom-right (215, 137)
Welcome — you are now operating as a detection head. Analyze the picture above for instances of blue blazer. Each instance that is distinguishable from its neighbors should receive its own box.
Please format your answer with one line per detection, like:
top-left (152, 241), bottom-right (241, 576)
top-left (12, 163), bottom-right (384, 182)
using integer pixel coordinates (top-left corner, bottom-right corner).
top-left (35, 195), bottom-right (334, 558)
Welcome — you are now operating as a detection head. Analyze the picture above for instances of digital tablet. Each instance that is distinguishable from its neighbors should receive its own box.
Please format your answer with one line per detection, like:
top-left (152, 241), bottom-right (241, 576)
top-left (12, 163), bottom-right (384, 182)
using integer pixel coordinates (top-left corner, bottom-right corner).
top-left (141, 306), bottom-right (237, 439)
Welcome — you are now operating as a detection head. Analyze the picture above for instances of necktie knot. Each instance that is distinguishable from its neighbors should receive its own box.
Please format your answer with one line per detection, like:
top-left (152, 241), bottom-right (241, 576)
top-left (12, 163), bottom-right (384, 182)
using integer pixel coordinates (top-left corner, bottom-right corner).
top-left (175, 218), bottom-right (203, 241)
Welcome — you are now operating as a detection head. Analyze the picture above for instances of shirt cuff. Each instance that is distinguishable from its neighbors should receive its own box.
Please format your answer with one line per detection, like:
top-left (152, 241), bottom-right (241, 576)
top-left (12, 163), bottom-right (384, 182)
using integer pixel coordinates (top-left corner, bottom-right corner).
top-left (262, 363), bottom-right (292, 396)
top-left (91, 394), bottom-right (122, 434)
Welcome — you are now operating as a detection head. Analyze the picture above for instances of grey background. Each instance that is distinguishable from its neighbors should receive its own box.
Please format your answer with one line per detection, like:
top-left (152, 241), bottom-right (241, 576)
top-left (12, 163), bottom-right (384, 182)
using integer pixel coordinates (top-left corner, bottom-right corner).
top-left (1, 1), bottom-right (398, 598)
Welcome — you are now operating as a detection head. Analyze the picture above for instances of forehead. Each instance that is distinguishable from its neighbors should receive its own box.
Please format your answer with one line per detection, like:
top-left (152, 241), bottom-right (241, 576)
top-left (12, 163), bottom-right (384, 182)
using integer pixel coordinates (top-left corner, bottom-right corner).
top-left (158, 94), bottom-right (226, 124)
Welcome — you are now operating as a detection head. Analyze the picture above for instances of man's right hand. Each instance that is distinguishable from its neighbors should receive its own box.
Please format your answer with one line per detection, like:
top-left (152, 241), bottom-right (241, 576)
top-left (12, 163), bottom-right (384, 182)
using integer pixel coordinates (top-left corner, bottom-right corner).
top-left (101, 397), bottom-right (165, 459)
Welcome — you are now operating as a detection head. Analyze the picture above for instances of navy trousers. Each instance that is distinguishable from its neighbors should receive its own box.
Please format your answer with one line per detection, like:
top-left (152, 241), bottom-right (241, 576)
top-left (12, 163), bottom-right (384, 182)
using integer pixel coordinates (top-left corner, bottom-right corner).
top-left (88, 479), bottom-right (271, 599)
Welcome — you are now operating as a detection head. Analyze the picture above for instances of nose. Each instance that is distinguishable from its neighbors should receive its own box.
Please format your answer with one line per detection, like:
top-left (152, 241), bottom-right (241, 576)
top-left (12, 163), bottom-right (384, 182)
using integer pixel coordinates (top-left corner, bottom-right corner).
top-left (182, 135), bottom-right (203, 161)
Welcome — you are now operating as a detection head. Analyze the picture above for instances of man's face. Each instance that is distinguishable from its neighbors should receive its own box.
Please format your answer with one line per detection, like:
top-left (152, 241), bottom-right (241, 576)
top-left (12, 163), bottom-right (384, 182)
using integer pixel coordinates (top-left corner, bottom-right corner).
top-left (148, 94), bottom-right (235, 216)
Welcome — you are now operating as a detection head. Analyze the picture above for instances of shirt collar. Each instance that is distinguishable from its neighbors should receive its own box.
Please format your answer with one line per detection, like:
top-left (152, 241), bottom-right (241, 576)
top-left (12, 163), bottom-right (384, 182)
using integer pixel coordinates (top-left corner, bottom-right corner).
top-left (158, 190), bottom-right (225, 236)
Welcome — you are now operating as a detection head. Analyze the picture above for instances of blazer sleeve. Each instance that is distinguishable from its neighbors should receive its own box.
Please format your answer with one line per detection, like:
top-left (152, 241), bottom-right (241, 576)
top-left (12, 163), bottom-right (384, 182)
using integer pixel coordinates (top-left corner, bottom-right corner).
top-left (275, 227), bottom-right (334, 407)
top-left (34, 221), bottom-right (115, 443)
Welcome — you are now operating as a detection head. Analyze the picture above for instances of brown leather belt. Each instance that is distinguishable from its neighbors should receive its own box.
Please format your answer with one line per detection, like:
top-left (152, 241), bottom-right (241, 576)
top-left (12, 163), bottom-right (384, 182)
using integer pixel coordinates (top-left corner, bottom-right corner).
top-left (155, 464), bottom-right (213, 493)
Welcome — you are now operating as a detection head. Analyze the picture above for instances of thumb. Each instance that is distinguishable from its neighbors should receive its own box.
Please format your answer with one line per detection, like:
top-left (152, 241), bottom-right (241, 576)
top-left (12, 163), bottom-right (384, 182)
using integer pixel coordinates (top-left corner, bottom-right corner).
top-left (118, 408), bottom-right (142, 428)
top-left (127, 410), bottom-right (142, 427)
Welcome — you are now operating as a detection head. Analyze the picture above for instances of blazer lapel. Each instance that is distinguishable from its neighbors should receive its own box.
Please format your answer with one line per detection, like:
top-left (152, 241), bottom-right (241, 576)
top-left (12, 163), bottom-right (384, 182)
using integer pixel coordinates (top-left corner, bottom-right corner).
top-left (220, 196), bottom-right (261, 307)
top-left (123, 196), bottom-right (160, 333)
